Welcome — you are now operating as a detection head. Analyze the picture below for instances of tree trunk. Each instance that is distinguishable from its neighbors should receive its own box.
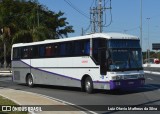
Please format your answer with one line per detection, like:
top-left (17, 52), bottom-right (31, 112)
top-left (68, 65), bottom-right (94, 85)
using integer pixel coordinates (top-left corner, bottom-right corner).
top-left (4, 42), bottom-right (7, 69)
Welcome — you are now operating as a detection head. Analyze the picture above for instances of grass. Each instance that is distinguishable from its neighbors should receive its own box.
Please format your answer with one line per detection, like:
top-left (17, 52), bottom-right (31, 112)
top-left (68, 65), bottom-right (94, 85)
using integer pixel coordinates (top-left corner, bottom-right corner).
top-left (0, 96), bottom-right (28, 114)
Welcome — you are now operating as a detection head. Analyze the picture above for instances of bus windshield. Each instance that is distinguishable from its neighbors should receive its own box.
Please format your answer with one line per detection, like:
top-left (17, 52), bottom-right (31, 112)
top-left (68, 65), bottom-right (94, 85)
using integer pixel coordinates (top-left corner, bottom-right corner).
top-left (107, 39), bottom-right (143, 71)
top-left (109, 49), bottom-right (142, 71)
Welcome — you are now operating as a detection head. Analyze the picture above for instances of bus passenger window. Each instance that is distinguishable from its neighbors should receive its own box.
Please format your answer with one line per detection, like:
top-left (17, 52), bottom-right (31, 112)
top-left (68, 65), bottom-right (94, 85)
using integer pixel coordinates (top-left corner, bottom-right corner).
top-left (39, 46), bottom-right (45, 57)
top-left (60, 43), bottom-right (66, 56)
top-left (66, 42), bottom-right (73, 56)
top-left (84, 40), bottom-right (90, 55)
top-left (13, 48), bottom-right (20, 60)
top-left (53, 44), bottom-right (59, 57)
top-left (22, 48), bottom-right (28, 58)
top-left (45, 45), bottom-right (53, 57)
top-left (74, 41), bottom-right (83, 56)
top-left (33, 46), bottom-right (39, 58)
top-left (28, 47), bottom-right (33, 58)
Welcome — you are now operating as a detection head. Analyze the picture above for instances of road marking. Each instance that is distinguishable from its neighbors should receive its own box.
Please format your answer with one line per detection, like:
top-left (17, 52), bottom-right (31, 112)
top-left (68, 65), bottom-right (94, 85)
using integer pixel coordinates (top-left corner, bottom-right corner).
top-left (144, 71), bottom-right (160, 75)
top-left (147, 85), bottom-right (159, 89)
top-left (147, 78), bottom-right (153, 80)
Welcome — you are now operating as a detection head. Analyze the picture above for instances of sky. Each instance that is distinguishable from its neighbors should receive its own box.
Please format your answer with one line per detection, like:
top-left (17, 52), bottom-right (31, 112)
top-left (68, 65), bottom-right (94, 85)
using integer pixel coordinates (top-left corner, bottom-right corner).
top-left (38, 0), bottom-right (160, 52)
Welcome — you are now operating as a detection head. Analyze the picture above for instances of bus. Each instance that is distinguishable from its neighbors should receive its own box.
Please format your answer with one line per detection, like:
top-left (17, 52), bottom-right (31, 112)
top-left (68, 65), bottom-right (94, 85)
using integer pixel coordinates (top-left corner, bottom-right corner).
top-left (11, 33), bottom-right (145, 93)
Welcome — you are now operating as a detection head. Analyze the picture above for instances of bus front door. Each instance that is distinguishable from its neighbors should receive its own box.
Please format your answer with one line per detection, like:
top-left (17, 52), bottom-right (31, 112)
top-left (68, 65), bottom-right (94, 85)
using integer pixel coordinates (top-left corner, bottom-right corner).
top-left (98, 49), bottom-right (107, 75)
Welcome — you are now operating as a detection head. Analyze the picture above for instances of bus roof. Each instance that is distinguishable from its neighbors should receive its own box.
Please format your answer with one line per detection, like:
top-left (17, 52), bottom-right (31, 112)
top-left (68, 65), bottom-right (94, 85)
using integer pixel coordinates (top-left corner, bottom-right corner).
top-left (12, 32), bottom-right (139, 47)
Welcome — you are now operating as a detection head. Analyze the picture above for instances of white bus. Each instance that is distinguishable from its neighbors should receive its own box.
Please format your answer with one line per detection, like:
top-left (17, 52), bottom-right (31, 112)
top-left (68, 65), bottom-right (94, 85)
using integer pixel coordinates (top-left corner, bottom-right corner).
top-left (11, 33), bottom-right (145, 93)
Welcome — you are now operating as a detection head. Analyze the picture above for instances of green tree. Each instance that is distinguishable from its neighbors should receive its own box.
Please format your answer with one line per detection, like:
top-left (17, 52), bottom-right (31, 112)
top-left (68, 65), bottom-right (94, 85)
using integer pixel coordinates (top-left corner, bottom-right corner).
top-left (0, 0), bottom-right (15, 68)
top-left (0, 0), bottom-right (74, 67)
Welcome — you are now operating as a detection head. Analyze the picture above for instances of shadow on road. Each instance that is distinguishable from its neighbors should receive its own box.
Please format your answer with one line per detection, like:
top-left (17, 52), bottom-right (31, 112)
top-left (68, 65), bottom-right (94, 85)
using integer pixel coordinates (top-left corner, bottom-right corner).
top-left (97, 84), bottom-right (160, 95)
top-left (16, 83), bottom-right (160, 95)
top-left (0, 77), bottom-right (160, 95)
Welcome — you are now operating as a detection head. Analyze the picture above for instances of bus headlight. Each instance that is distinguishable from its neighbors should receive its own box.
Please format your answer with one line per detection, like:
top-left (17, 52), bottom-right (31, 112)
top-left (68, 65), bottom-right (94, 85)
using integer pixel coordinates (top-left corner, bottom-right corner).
top-left (116, 82), bottom-right (121, 86)
top-left (138, 74), bottom-right (144, 78)
top-left (112, 76), bottom-right (121, 80)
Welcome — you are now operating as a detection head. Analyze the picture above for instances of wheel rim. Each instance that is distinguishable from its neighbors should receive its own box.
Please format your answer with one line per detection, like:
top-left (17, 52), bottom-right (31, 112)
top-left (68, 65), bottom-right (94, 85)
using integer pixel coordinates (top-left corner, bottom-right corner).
top-left (85, 81), bottom-right (91, 91)
top-left (28, 77), bottom-right (33, 86)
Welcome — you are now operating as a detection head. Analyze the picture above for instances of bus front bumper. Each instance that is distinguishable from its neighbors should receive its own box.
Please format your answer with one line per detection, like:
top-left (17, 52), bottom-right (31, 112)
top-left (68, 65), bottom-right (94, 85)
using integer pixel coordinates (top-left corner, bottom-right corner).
top-left (109, 78), bottom-right (145, 90)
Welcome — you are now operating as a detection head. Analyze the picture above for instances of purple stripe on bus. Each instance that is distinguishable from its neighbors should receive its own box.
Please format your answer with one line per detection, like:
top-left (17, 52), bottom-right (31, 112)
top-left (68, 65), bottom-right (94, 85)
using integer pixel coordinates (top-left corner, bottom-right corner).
top-left (18, 60), bottom-right (108, 83)
top-left (20, 60), bottom-right (81, 81)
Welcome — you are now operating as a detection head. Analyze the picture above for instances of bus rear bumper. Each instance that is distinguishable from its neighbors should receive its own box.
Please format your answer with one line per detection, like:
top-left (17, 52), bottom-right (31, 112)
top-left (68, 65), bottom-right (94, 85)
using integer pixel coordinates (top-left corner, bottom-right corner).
top-left (109, 78), bottom-right (145, 90)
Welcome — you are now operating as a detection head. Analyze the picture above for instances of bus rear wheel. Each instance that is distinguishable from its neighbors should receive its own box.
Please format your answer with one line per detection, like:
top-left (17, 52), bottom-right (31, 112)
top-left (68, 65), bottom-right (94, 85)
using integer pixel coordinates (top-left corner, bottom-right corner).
top-left (27, 75), bottom-right (34, 87)
top-left (85, 77), bottom-right (93, 94)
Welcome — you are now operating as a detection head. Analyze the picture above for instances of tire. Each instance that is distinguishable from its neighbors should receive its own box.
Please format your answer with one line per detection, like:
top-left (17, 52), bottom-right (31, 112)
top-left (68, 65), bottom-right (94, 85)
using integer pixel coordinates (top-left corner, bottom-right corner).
top-left (85, 77), bottom-right (93, 94)
top-left (27, 75), bottom-right (34, 87)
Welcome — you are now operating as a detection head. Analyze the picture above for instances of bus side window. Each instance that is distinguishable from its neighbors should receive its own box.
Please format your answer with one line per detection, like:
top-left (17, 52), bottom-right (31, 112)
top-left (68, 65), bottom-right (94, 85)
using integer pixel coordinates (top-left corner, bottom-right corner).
top-left (93, 38), bottom-right (106, 64)
top-left (45, 45), bottom-right (53, 57)
top-left (84, 40), bottom-right (90, 55)
top-left (28, 47), bottom-right (33, 58)
top-left (33, 46), bottom-right (39, 58)
top-left (53, 43), bottom-right (59, 57)
top-left (21, 47), bottom-right (33, 59)
top-left (22, 48), bottom-right (29, 59)
top-left (13, 48), bottom-right (20, 60)
top-left (93, 39), bottom-right (99, 62)
top-left (74, 40), bottom-right (84, 56)
top-left (60, 43), bottom-right (66, 56)
top-left (66, 42), bottom-right (73, 56)
top-left (39, 46), bottom-right (45, 58)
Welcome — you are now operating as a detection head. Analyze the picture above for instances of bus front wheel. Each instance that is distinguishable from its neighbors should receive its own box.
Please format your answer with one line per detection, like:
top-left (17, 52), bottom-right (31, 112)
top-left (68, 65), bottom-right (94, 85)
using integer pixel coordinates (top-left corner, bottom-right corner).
top-left (27, 75), bottom-right (34, 87)
top-left (85, 77), bottom-right (93, 94)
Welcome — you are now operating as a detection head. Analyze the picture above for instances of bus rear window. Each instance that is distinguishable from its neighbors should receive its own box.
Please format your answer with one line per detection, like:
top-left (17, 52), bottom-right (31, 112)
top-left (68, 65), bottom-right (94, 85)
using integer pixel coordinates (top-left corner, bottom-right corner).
top-left (13, 48), bottom-right (20, 60)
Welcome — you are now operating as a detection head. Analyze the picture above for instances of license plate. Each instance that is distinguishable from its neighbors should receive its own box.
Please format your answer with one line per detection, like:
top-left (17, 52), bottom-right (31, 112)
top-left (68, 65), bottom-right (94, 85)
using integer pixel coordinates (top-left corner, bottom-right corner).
top-left (128, 82), bottom-right (134, 84)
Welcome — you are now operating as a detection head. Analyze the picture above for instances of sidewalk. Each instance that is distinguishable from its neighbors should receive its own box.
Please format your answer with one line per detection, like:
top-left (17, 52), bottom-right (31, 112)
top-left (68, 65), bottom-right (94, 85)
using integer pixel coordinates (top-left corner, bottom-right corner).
top-left (0, 88), bottom-right (85, 114)
top-left (0, 72), bottom-right (86, 114)
top-left (0, 68), bottom-right (12, 72)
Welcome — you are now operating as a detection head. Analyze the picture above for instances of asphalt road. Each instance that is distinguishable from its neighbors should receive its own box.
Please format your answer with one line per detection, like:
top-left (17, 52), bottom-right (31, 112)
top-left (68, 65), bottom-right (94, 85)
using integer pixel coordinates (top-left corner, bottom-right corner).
top-left (0, 73), bottom-right (160, 114)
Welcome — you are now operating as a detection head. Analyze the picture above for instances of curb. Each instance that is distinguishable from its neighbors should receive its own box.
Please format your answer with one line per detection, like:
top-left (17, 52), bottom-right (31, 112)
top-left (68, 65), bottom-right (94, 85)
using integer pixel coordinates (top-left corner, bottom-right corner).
top-left (0, 70), bottom-right (12, 73)
top-left (0, 73), bottom-right (12, 78)
top-left (0, 71), bottom-right (12, 73)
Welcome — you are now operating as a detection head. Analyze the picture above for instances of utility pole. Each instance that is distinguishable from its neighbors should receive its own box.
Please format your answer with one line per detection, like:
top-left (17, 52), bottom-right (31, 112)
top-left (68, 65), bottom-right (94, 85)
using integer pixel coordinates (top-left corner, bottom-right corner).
top-left (93, 7), bottom-right (96, 33)
top-left (81, 28), bottom-right (84, 36)
top-left (90, 0), bottom-right (110, 33)
top-left (146, 17), bottom-right (150, 64)
top-left (3, 36), bottom-right (6, 69)
top-left (140, 0), bottom-right (143, 47)
top-left (98, 0), bottom-right (103, 33)
top-left (90, 7), bottom-right (96, 33)
top-left (140, 0), bottom-right (143, 64)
